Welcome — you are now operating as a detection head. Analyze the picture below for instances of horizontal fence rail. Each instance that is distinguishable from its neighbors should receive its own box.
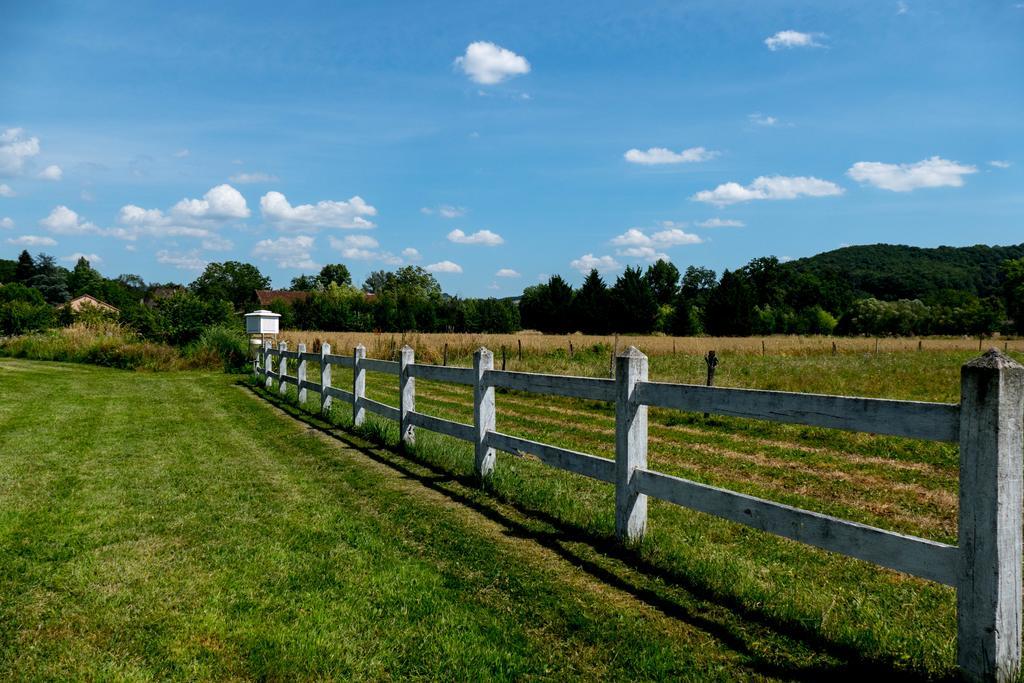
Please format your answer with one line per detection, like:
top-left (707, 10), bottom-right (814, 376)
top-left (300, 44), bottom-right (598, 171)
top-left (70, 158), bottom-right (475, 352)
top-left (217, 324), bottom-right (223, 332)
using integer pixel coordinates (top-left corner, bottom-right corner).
top-left (254, 339), bottom-right (1024, 682)
top-left (483, 369), bottom-right (617, 401)
top-left (635, 381), bottom-right (960, 442)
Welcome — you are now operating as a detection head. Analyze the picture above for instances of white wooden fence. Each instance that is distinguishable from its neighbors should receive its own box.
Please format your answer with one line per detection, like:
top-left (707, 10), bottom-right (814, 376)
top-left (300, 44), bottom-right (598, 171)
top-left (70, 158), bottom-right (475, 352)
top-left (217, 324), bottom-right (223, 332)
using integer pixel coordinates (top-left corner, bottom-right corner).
top-left (256, 340), bottom-right (1024, 682)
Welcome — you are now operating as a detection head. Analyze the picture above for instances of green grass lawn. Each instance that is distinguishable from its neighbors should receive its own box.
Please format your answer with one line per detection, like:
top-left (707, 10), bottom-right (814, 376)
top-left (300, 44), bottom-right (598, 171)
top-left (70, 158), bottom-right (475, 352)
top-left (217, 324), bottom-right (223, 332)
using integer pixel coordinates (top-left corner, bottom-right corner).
top-left (1, 355), bottom-right (972, 680)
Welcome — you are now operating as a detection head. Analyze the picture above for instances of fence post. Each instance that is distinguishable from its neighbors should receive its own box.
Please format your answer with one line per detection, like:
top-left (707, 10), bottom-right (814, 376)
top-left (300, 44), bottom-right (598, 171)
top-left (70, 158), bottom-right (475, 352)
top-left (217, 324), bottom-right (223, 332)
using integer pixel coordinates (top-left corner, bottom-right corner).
top-left (399, 345), bottom-right (415, 447)
top-left (264, 341), bottom-right (273, 389)
top-left (615, 346), bottom-right (648, 543)
top-left (297, 343), bottom-right (307, 405)
top-left (352, 344), bottom-right (366, 426)
top-left (278, 341), bottom-right (288, 396)
top-left (320, 343), bottom-right (332, 417)
top-left (957, 349), bottom-right (1024, 682)
top-left (473, 347), bottom-right (496, 479)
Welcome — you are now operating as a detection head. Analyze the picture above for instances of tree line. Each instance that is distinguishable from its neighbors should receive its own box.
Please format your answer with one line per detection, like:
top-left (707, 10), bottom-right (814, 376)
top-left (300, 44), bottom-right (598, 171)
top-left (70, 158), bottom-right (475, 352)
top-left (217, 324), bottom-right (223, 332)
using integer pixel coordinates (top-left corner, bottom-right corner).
top-left (521, 253), bottom-right (1023, 337)
top-left (2, 243), bottom-right (1022, 341)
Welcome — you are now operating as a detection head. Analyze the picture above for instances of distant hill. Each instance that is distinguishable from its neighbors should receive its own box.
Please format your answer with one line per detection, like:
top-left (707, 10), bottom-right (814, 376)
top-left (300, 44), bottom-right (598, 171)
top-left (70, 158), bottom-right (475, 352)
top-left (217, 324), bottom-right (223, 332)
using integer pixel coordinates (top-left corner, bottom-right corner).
top-left (784, 243), bottom-right (1024, 301)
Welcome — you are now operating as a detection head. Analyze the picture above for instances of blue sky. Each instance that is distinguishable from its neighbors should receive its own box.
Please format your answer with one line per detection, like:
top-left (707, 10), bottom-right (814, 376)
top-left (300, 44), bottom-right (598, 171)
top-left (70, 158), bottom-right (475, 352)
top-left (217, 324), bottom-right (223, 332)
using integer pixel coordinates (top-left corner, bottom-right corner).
top-left (1, 0), bottom-right (1021, 295)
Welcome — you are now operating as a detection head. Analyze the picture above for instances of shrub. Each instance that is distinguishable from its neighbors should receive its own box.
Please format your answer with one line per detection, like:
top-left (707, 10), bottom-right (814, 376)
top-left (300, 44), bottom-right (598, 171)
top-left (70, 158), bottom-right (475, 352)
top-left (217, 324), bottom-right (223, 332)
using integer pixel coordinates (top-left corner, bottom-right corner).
top-left (0, 300), bottom-right (57, 335)
top-left (191, 324), bottom-right (250, 372)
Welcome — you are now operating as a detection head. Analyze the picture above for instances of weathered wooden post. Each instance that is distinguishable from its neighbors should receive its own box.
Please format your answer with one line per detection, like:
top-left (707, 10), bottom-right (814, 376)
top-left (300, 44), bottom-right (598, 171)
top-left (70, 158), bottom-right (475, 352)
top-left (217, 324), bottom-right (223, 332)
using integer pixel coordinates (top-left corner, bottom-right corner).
top-left (957, 349), bottom-right (1024, 682)
top-left (278, 341), bottom-right (288, 396)
top-left (703, 350), bottom-right (719, 419)
top-left (263, 340), bottom-right (273, 389)
top-left (501, 345), bottom-right (507, 371)
top-left (615, 346), bottom-right (648, 543)
top-left (399, 345), bottom-right (415, 447)
top-left (353, 344), bottom-right (366, 427)
top-left (517, 338), bottom-right (522, 361)
top-left (297, 343), bottom-right (307, 404)
top-left (443, 342), bottom-right (448, 366)
top-left (320, 342), bottom-right (332, 417)
top-left (473, 347), bottom-right (496, 479)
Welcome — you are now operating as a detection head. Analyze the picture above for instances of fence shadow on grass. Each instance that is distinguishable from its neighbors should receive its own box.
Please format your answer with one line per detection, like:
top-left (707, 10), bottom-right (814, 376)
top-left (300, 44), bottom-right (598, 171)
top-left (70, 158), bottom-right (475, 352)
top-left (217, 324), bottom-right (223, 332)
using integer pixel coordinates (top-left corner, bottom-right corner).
top-left (242, 380), bottom-right (956, 682)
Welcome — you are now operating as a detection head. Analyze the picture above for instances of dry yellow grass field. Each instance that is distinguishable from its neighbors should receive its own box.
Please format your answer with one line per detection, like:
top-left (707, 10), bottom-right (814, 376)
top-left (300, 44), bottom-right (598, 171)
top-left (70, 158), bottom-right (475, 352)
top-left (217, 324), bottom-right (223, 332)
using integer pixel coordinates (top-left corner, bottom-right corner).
top-left (277, 330), bottom-right (1018, 365)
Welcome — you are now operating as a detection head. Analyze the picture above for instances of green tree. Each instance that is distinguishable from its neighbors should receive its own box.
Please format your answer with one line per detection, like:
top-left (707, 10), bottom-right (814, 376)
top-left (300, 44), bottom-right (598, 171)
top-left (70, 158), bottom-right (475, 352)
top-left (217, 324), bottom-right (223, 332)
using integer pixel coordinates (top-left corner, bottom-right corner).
top-left (155, 290), bottom-right (235, 345)
top-left (644, 259), bottom-right (680, 306)
top-left (680, 265), bottom-right (717, 299)
top-left (67, 256), bottom-right (104, 298)
top-left (571, 269), bottom-right (611, 334)
top-left (289, 273), bottom-right (321, 291)
top-left (190, 261), bottom-right (270, 311)
top-left (518, 276), bottom-right (574, 333)
top-left (704, 269), bottom-right (756, 336)
top-left (611, 266), bottom-right (658, 333)
top-left (14, 250), bottom-right (36, 283)
top-left (27, 254), bottom-right (70, 304)
top-left (317, 263), bottom-right (352, 288)
top-left (1002, 257), bottom-right (1024, 334)
top-left (362, 270), bottom-right (389, 294)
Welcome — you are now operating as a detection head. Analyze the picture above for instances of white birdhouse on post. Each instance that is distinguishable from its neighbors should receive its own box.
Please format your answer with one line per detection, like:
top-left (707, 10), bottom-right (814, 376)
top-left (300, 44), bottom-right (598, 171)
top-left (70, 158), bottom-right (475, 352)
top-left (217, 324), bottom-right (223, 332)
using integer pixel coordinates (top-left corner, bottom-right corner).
top-left (245, 309), bottom-right (281, 335)
top-left (245, 310), bottom-right (282, 369)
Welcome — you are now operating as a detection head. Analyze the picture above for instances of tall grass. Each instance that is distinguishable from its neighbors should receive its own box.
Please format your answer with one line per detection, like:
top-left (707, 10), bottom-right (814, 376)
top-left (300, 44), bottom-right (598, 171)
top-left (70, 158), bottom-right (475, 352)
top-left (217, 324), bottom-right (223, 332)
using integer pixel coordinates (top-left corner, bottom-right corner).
top-left (0, 321), bottom-right (247, 371)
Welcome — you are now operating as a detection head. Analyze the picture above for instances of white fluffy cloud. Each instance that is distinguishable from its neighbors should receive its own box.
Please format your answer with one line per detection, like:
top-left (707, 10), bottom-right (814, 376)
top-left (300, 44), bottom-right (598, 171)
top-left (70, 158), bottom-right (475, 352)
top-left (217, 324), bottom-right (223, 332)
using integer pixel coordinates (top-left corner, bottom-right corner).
top-left (455, 41), bottom-right (530, 85)
top-left (989, 160), bottom-right (1011, 169)
top-left (37, 164), bottom-right (62, 181)
top-left (229, 172), bottom-right (278, 184)
top-left (0, 128), bottom-right (41, 175)
top-left (401, 247), bottom-right (421, 261)
top-left (173, 183), bottom-right (250, 219)
top-left (61, 252), bottom-right (102, 264)
top-left (113, 205), bottom-right (213, 240)
top-left (7, 235), bottom-right (57, 247)
top-left (847, 156), bottom-right (977, 192)
top-left (328, 235), bottom-right (402, 264)
top-left (421, 205), bottom-right (466, 218)
top-left (156, 249), bottom-right (207, 271)
top-left (611, 227), bottom-right (702, 248)
top-left (698, 217), bottom-right (745, 228)
top-left (609, 226), bottom-right (700, 263)
top-left (251, 235), bottom-right (318, 269)
top-left (764, 30), bottom-right (825, 51)
top-left (426, 260), bottom-right (463, 274)
top-left (693, 175), bottom-right (843, 205)
top-left (0, 217), bottom-right (12, 229)
top-left (570, 254), bottom-right (620, 273)
top-left (39, 205), bottom-right (101, 235)
top-left (624, 147), bottom-right (718, 165)
top-left (447, 228), bottom-right (504, 246)
top-left (495, 268), bottom-right (520, 278)
top-left (0, 183), bottom-right (14, 197)
top-left (260, 191), bottom-right (376, 230)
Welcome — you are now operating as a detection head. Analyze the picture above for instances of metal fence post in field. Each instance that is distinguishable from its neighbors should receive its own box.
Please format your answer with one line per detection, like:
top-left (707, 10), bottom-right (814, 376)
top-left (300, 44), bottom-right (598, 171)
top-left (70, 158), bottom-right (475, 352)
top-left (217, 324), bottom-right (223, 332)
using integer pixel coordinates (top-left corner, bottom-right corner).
top-left (473, 347), bottom-right (496, 478)
top-left (399, 345), bottom-right (415, 447)
top-left (320, 342), bottom-right (332, 417)
top-left (615, 346), bottom-right (648, 543)
top-left (353, 344), bottom-right (366, 427)
top-left (297, 343), bottom-right (307, 404)
top-left (957, 349), bottom-right (1024, 682)
top-left (263, 340), bottom-right (273, 390)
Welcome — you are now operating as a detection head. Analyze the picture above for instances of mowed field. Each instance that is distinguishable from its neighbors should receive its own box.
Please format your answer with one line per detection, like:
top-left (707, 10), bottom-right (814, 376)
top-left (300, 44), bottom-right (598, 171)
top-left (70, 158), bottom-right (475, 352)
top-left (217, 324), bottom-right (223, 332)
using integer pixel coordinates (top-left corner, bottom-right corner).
top-left (265, 335), bottom-right (1024, 679)
top-left (3, 341), bottom-right (1021, 679)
